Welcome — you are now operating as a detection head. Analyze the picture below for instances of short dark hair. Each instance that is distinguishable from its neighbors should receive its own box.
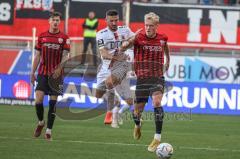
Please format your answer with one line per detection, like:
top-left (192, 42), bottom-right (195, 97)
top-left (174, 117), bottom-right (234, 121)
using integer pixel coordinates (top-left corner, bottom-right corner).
top-left (106, 9), bottom-right (119, 16)
top-left (49, 11), bottom-right (62, 19)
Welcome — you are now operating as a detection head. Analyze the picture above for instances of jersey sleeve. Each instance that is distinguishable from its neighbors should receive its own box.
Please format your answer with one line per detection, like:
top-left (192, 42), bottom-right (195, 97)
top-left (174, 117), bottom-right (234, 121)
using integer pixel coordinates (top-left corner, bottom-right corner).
top-left (35, 34), bottom-right (42, 51)
top-left (126, 26), bottom-right (135, 38)
top-left (162, 34), bottom-right (168, 45)
top-left (96, 32), bottom-right (105, 49)
top-left (133, 32), bottom-right (141, 46)
top-left (63, 35), bottom-right (71, 51)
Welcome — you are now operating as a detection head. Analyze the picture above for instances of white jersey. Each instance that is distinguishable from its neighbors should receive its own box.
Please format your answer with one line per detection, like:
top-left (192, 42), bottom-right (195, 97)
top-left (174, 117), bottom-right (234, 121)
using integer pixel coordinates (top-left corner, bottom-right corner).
top-left (96, 26), bottom-right (134, 76)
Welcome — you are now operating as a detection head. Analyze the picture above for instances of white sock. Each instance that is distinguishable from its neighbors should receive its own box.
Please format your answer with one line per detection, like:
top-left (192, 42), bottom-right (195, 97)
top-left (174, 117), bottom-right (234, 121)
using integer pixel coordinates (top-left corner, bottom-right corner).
top-left (118, 104), bottom-right (130, 114)
top-left (112, 106), bottom-right (119, 124)
top-left (46, 128), bottom-right (52, 134)
top-left (38, 120), bottom-right (44, 125)
top-left (154, 134), bottom-right (161, 141)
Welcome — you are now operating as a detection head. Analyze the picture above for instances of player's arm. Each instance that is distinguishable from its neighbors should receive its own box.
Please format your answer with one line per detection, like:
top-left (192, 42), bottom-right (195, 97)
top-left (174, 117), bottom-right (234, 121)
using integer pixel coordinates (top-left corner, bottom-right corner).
top-left (53, 37), bottom-right (70, 79)
top-left (164, 44), bottom-right (170, 72)
top-left (99, 47), bottom-right (114, 60)
top-left (53, 50), bottom-right (70, 79)
top-left (30, 50), bottom-right (41, 86)
top-left (119, 28), bottom-right (142, 53)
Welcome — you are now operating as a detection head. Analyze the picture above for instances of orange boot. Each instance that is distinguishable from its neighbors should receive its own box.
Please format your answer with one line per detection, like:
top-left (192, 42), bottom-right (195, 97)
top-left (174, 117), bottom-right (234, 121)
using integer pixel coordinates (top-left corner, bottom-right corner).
top-left (104, 111), bottom-right (112, 124)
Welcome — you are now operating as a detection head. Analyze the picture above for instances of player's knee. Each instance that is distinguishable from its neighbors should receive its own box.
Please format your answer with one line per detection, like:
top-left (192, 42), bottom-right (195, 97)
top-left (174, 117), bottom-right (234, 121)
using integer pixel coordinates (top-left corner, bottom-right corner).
top-left (105, 80), bottom-right (114, 89)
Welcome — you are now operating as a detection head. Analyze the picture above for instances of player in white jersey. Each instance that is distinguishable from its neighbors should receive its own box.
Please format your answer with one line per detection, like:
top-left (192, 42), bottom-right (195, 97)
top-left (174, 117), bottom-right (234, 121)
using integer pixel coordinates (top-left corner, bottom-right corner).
top-left (95, 9), bottom-right (134, 128)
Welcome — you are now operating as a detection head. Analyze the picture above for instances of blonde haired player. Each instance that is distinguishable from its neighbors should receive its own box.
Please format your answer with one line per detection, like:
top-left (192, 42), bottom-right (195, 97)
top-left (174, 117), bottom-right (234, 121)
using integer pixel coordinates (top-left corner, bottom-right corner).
top-left (120, 12), bottom-right (170, 152)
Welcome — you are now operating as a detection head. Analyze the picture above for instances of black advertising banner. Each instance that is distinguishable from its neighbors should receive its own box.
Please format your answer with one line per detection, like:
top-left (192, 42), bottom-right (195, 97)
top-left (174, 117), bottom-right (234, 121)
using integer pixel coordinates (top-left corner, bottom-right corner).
top-left (15, 0), bottom-right (122, 19)
top-left (15, 1), bottom-right (64, 19)
top-left (130, 2), bottom-right (240, 48)
top-left (0, 0), bottom-right (14, 25)
top-left (70, 0), bottom-right (122, 19)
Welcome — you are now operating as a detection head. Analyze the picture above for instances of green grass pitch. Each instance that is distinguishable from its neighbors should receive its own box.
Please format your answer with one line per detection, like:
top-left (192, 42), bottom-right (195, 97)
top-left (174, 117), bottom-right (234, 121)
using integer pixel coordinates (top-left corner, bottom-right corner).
top-left (0, 105), bottom-right (240, 159)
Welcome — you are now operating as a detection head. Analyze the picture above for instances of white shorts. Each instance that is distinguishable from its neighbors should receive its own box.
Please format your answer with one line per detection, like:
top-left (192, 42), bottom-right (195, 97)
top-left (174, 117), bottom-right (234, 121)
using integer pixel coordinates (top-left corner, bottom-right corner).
top-left (115, 77), bottom-right (134, 100)
top-left (110, 61), bottom-right (131, 82)
top-left (96, 70), bottom-right (133, 100)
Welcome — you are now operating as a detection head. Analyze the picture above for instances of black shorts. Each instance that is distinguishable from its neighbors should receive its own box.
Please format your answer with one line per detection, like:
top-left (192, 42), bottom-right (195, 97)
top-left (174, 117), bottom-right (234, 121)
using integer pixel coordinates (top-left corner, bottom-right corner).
top-left (135, 77), bottom-right (165, 104)
top-left (36, 75), bottom-right (63, 96)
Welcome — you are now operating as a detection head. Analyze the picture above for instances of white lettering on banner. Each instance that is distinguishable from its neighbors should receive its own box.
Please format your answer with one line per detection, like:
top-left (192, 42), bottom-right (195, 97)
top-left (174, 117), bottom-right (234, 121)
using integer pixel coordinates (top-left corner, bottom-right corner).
top-left (182, 87), bottom-right (200, 108)
top-left (219, 89), bottom-right (236, 110)
top-left (200, 88), bottom-right (218, 109)
top-left (208, 11), bottom-right (240, 44)
top-left (187, 9), bottom-right (202, 42)
top-left (163, 86), bottom-right (239, 110)
top-left (166, 87), bottom-right (183, 107)
top-left (59, 82), bottom-right (84, 103)
top-left (80, 83), bottom-right (97, 103)
top-left (187, 9), bottom-right (240, 44)
top-left (16, 0), bottom-right (53, 10)
top-left (54, 80), bottom-right (239, 112)
top-left (59, 82), bottom-right (99, 104)
top-left (0, 2), bottom-right (11, 21)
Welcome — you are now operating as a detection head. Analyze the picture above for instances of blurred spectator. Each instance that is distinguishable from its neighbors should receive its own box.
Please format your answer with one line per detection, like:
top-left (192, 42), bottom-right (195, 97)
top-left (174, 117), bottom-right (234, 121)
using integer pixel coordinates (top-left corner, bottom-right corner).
top-left (82, 11), bottom-right (98, 66)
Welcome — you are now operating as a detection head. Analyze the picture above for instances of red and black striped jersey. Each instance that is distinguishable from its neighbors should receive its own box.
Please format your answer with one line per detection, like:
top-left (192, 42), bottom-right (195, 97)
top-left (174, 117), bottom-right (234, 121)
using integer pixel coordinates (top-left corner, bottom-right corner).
top-left (35, 31), bottom-right (70, 75)
top-left (134, 32), bottom-right (168, 79)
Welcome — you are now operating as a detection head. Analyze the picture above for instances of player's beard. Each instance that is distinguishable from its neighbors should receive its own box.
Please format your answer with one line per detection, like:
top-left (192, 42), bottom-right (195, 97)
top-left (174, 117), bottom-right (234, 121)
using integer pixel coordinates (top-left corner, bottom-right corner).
top-left (110, 25), bottom-right (117, 32)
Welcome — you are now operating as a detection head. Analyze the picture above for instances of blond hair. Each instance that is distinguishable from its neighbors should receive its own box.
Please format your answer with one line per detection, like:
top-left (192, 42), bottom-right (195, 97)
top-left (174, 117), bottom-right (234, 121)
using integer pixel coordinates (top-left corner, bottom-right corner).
top-left (144, 12), bottom-right (159, 24)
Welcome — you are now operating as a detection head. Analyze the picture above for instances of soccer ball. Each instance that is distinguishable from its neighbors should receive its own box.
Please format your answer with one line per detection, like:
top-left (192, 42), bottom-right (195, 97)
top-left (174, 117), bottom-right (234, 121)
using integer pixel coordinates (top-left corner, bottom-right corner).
top-left (156, 143), bottom-right (173, 159)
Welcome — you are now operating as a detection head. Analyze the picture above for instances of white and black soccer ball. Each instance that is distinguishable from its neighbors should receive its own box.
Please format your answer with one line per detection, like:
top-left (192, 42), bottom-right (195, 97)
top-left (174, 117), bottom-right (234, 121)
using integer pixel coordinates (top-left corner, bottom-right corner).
top-left (156, 143), bottom-right (173, 159)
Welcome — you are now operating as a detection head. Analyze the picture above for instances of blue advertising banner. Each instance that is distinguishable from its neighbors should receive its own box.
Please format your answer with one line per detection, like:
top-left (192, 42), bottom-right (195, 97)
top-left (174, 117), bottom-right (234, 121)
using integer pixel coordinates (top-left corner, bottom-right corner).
top-left (0, 74), bottom-right (239, 115)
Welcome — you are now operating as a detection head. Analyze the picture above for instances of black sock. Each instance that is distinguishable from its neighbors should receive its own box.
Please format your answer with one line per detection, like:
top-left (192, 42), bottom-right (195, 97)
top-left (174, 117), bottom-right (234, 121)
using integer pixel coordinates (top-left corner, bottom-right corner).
top-left (35, 103), bottom-right (44, 121)
top-left (154, 107), bottom-right (164, 134)
top-left (132, 113), bottom-right (141, 126)
top-left (47, 100), bottom-right (57, 129)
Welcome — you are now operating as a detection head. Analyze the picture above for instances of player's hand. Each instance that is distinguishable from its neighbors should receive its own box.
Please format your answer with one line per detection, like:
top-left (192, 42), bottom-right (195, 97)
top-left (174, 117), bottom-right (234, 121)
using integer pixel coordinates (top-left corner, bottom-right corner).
top-left (52, 67), bottom-right (62, 79)
top-left (135, 28), bottom-right (143, 35)
top-left (30, 73), bottom-right (36, 86)
top-left (165, 62), bottom-right (170, 72)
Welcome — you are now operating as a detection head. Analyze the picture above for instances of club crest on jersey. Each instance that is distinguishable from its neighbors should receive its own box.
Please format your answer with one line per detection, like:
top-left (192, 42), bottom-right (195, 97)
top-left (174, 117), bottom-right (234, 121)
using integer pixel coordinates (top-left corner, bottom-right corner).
top-left (58, 38), bottom-right (63, 44)
top-left (160, 40), bottom-right (165, 45)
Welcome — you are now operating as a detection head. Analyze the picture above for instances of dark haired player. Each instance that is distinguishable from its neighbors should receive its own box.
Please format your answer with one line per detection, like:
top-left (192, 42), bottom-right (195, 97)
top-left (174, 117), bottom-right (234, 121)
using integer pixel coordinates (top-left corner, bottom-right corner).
top-left (30, 12), bottom-right (70, 141)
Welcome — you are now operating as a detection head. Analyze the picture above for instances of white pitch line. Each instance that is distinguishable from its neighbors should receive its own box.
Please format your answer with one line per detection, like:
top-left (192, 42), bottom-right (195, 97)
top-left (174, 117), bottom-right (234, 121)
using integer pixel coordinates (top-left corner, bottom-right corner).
top-left (0, 136), bottom-right (240, 153)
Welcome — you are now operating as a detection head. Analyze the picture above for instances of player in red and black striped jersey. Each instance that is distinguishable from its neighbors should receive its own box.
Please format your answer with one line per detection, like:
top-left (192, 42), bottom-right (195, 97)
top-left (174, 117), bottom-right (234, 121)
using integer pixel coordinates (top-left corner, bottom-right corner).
top-left (30, 12), bottom-right (70, 141)
top-left (120, 12), bottom-right (170, 152)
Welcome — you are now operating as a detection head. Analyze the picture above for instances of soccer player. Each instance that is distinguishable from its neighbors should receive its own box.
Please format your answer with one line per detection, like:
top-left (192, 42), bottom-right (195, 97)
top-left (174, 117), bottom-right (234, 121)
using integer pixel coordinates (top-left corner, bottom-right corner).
top-left (120, 12), bottom-right (170, 152)
top-left (30, 12), bottom-right (70, 141)
top-left (95, 9), bottom-right (135, 128)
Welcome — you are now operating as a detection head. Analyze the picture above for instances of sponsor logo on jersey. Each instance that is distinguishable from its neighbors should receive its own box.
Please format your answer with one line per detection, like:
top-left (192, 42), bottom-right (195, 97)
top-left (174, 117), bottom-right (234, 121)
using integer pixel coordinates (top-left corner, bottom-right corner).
top-left (43, 43), bottom-right (60, 49)
top-left (58, 38), bottom-right (63, 44)
top-left (143, 45), bottom-right (162, 52)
